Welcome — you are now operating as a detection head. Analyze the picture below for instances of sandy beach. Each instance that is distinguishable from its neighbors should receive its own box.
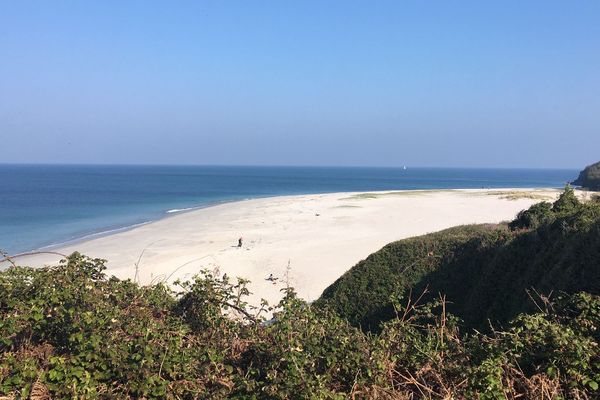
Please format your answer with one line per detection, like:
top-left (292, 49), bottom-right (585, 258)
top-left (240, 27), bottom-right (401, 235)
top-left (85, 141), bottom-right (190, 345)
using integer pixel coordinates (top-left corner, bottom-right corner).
top-left (4, 188), bottom-right (563, 306)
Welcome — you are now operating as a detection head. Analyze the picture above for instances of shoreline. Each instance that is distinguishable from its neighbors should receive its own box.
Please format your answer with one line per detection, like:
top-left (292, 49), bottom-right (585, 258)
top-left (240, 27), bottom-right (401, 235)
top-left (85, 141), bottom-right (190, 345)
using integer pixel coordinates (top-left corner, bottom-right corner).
top-left (19, 197), bottom-right (251, 256)
top-left (11, 186), bottom-right (567, 257)
top-left (3, 188), bottom-right (563, 306)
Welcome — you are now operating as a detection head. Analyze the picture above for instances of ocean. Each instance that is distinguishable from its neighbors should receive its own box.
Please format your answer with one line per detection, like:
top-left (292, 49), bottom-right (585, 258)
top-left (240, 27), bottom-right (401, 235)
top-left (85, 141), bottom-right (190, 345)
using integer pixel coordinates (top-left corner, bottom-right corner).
top-left (0, 164), bottom-right (577, 254)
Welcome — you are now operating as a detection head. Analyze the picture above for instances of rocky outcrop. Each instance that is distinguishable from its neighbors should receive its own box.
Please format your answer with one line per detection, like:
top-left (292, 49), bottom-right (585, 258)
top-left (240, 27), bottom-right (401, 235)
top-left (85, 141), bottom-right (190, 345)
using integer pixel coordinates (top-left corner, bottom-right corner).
top-left (573, 160), bottom-right (600, 191)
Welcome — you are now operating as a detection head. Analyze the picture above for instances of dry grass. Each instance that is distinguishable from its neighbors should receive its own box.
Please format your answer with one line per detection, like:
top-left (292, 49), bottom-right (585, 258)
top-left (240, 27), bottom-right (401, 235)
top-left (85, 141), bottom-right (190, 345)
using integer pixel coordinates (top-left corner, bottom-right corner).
top-left (464, 190), bottom-right (557, 201)
top-left (496, 192), bottom-right (555, 201)
top-left (340, 190), bottom-right (452, 201)
top-left (340, 189), bottom-right (558, 202)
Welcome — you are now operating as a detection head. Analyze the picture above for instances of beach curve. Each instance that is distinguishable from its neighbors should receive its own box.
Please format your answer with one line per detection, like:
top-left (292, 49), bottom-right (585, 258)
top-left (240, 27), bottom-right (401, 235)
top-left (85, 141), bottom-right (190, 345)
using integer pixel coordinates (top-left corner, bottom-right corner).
top-left (2, 188), bottom-right (563, 307)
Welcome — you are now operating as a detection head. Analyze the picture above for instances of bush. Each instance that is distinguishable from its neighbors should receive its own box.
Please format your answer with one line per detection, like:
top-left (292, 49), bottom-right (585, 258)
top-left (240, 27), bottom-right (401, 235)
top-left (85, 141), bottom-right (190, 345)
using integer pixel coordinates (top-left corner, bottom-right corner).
top-left (552, 184), bottom-right (580, 213)
top-left (1, 254), bottom-right (599, 397)
top-left (509, 201), bottom-right (553, 230)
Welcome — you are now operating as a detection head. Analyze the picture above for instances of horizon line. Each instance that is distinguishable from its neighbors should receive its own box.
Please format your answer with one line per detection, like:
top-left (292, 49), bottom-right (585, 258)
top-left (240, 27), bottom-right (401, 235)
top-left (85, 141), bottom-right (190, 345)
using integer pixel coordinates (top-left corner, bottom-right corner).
top-left (0, 162), bottom-right (581, 171)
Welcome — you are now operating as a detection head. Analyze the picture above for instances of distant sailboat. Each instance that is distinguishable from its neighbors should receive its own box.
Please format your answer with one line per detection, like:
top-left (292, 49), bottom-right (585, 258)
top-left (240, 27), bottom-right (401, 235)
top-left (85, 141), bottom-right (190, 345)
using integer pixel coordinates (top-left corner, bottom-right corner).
top-left (402, 165), bottom-right (407, 170)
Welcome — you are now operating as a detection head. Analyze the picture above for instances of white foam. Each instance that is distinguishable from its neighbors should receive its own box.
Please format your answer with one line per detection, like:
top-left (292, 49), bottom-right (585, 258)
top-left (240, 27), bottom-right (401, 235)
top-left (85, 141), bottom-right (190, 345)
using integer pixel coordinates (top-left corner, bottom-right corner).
top-left (36, 220), bottom-right (153, 251)
top-left (166, 207), bottom-right (196, 214)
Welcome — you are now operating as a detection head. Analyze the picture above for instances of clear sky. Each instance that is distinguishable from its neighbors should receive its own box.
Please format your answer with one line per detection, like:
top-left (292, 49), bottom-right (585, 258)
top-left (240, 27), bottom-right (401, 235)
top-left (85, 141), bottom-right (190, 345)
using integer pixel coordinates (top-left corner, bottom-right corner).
top-left (1, 1), bottom-right (598, 168)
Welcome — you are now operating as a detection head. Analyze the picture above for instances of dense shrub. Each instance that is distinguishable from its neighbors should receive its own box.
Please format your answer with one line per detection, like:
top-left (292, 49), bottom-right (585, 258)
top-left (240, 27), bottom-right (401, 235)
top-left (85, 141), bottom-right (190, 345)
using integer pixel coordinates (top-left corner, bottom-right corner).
top-left (509, 185), bottom-right (580, 230)
top-left (552, 184), bottom-right (581, 213)
top-left (376, 292), bottom-right (600, 399)
top-left (317, 224), bottom-right (514, 331)
top-left (0, 254), bottom-right (218, 398)
top-left (0, 254), bottom-right (380, 399)
top-left (509, 201), bottom-right (553, 230)
top-left (1, 253), bottom-right (600, 397)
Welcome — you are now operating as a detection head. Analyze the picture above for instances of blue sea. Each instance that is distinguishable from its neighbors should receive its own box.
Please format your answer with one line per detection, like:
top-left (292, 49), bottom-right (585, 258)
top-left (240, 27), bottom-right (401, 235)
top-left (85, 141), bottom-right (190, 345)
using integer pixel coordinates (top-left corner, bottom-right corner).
top-left (0, 165), bottom-right (577, 254)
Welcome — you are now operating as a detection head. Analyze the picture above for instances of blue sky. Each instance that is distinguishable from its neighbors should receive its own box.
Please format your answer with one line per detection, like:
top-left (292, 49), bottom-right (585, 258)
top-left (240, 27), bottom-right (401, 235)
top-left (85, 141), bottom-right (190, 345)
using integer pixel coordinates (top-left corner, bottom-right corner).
top-left (1, 1), bottom-right (598, 168)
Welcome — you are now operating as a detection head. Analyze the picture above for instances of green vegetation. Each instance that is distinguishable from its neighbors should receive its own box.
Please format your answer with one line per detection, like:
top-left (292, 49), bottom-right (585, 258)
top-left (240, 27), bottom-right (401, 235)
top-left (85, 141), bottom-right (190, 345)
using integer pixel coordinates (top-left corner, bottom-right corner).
top-left (1, 187), bottom-right (600, 398)
top-left (574, 160), bottom-right (600, 191)
top-left (1, 256), bottom-right (374, 398)
top-left (509, 200), bottom-right (553, 229)
top-left (318, 186), bottom-right (600, 332)
top-left (2, 254), bottom-right (600, 398)
top-left (318, 224), bottom-right (513, 331)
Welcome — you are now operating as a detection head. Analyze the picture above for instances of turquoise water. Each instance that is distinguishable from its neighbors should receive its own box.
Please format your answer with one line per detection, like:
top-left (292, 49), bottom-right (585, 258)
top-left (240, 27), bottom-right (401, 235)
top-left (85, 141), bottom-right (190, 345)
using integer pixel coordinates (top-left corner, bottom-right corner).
top-left (0, 165), bottom-right (576, 254)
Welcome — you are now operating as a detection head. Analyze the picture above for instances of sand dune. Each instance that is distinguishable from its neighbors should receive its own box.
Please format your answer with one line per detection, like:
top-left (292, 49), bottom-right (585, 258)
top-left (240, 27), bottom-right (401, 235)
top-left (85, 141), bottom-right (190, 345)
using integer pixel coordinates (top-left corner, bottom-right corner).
top-left (4, 189), bottom-right (562, 306)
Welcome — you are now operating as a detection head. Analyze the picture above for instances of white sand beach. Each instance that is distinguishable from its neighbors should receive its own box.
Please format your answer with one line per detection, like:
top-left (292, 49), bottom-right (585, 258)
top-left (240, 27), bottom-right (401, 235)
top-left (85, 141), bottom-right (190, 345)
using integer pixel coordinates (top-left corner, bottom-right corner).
top-left (4, 189), bottom-right (563, 306)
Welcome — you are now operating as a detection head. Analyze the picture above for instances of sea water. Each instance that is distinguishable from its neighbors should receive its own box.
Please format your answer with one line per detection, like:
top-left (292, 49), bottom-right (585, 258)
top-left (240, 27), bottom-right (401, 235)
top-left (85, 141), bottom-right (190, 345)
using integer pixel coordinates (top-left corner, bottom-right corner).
top-left (0, 164), bottom-right (577, 254)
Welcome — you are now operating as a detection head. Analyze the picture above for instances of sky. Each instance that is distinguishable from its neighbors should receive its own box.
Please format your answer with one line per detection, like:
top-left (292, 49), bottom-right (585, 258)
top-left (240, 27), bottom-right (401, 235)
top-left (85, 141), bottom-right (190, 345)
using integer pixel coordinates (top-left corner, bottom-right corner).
top-left (0, 1), bottom-right (598, 168)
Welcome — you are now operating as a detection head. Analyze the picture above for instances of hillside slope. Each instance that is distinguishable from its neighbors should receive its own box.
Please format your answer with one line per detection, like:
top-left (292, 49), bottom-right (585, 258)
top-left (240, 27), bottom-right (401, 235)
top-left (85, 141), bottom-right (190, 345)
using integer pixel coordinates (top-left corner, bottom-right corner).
top-left (317, 188), bottom-right (600, 331)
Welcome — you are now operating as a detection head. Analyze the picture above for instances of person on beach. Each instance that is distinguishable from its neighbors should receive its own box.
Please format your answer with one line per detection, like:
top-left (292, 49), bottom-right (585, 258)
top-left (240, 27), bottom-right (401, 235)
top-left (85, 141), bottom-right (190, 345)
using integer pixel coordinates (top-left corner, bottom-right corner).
top-left (238, 237), bottom-right (243, 247)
